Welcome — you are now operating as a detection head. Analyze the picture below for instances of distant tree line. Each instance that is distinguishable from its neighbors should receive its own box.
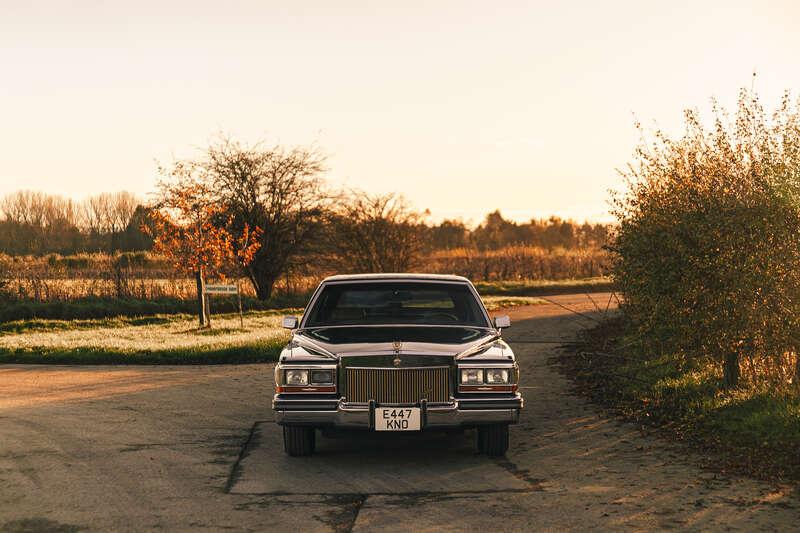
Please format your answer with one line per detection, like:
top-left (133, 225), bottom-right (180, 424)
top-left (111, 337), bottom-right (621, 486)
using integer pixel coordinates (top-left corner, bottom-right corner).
top-left (429, 211), bottom-right (608, 251)
top-left (0, 190), bottom-right (152, 255)
top-left (0, 189), bottom-right (607, 258)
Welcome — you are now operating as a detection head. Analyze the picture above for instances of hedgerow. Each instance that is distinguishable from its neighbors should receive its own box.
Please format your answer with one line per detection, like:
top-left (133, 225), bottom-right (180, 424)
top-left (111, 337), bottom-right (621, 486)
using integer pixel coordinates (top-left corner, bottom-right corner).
top-left (611, 87), bottom-right (800, 388)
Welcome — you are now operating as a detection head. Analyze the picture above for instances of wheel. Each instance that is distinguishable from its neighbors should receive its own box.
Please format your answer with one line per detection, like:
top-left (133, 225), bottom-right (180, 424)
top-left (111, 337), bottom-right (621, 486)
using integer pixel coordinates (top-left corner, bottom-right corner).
top-left (477, 424), bottom-right (509, 457)
top-left (283, 425), bottom-right (316, 456)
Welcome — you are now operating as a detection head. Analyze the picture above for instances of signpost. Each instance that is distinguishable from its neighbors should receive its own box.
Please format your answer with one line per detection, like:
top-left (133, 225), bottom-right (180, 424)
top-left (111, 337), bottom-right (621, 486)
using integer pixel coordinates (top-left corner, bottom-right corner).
top-left (203, 283), bottom-right (244, 328)
top-left (204, 284), bottom-right (238, 294)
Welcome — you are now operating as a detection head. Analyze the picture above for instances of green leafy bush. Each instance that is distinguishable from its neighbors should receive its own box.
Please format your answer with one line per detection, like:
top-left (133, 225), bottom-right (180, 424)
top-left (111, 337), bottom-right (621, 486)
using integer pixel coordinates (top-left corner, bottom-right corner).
top-left (612, 88), bottom-right (800, 387)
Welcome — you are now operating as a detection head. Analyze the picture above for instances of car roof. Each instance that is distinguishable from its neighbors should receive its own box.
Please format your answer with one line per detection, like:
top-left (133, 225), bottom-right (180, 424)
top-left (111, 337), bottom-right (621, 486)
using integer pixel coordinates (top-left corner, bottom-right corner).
top-left (321, 273), bottom-right (471, 283)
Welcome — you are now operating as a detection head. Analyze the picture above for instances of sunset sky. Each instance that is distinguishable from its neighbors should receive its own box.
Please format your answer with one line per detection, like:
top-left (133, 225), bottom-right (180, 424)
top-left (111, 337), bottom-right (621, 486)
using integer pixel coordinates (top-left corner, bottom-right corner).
top-left (1, 0), bottom-right (799, 223)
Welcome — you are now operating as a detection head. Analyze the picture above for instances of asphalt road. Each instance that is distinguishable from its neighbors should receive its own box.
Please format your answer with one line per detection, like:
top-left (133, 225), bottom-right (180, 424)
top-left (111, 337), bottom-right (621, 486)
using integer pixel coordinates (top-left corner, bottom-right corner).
top-left (1, 294), bottom-right (798, 532)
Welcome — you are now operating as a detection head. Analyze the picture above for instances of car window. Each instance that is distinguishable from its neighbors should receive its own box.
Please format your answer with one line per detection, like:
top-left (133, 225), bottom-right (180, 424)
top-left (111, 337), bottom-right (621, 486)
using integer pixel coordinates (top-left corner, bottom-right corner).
top-left (304, 282), bottom-right (489, 327)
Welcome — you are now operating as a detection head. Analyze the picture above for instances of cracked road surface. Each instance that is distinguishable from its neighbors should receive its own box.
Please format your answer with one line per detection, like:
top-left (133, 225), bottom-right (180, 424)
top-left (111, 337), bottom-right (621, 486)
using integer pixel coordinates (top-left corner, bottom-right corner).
top-left (1, 294), bottom-right (798, 531)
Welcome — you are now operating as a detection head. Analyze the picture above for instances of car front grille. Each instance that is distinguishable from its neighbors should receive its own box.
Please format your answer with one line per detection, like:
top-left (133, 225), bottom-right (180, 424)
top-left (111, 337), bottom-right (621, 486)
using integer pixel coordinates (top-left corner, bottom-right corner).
top-left (345, 366), bottom-right (451, 404)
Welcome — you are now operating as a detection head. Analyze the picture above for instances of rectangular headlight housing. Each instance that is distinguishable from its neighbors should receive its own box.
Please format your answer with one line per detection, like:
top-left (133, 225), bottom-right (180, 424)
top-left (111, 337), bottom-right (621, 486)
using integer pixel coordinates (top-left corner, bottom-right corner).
top-left (460, 368), bottom-right (484, 385)
top-left (485, 368), bottom-right (510, 384)
top-left (310, 369), bottom-right (334, 384)
top-left (285, 369), bottom-right (309, 386)
top-left (458, 366), bottom-right (517, 392)
top-left (277, 366), bottom-right (337, 393)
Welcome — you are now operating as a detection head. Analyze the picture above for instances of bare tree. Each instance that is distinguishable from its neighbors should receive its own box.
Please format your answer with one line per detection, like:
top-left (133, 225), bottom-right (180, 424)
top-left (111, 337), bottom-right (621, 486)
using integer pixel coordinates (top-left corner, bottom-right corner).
top-left (1, 190), bottom-right (51, 226)
top-left (108, 192), bottom-right (139, 234)
top-left (330, 191), bottom-right (426, 273)
top-left (164, 137), bottom-right (331, 299)
top-left (81, 192), bottom-right (140, 250)
top-left (82, 193), bottom-right (109, 234)
top-left (84, 193), bottom-right (117, 234)
top-left (0, 191), bottom-right (83, 253)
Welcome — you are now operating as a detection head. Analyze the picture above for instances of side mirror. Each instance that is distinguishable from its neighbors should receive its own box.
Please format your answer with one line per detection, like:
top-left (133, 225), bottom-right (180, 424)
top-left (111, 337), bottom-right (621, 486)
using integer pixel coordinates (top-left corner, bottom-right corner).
top-left (282, 316), bottom-right (299, 330)
top-left (494, 315), bottom-right (511, 329)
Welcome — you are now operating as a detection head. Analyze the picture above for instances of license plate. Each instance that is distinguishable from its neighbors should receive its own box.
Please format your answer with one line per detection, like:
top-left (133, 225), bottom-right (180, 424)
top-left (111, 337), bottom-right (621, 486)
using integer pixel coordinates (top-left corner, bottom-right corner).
top-left (374, 407), bottom-right (421, 431)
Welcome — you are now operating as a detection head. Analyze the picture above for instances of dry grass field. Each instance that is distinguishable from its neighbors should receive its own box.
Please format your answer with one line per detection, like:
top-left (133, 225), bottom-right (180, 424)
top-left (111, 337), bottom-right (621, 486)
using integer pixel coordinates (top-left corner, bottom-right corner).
top-left (426, 245), bottom-right (607, 281)
top-left (0, 247), bottom-right (608, 303)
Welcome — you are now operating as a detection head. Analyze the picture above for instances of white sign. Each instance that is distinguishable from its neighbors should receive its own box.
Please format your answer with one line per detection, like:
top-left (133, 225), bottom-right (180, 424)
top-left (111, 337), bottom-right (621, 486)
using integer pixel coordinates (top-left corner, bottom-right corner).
top-left (204, 284), bottom-right (238, 295)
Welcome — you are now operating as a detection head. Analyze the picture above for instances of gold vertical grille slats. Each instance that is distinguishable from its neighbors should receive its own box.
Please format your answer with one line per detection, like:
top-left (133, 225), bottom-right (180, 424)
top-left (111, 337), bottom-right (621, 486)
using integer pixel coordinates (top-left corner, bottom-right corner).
top-left (345, 367), bottom-right (450, 404)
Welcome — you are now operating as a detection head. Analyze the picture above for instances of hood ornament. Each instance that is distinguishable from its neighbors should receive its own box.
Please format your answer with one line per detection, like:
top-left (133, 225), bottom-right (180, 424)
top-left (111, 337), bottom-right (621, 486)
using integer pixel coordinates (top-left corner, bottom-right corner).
top-left (392, 341), bottom-right (402, 367)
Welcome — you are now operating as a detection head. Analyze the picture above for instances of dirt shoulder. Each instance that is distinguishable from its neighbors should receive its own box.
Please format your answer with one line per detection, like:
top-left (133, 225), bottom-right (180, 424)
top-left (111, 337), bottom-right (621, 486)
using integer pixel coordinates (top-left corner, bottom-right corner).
top-left (559, 313), bottom-right (800, 483)
top-left (497, 296), bottom-right (799, 530)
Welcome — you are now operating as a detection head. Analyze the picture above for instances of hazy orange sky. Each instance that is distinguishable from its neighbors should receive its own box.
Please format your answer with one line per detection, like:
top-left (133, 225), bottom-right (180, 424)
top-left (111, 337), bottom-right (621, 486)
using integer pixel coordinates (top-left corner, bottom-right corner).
top-left (1, 1), bottom-right (798, 223)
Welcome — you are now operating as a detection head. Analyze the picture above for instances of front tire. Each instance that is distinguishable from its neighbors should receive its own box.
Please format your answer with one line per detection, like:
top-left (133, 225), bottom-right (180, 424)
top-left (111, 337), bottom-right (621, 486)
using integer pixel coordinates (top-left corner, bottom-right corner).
top-left (477, 424), bottom-right (509, 457)
top-left (283, 425), bottom-right (316, 456)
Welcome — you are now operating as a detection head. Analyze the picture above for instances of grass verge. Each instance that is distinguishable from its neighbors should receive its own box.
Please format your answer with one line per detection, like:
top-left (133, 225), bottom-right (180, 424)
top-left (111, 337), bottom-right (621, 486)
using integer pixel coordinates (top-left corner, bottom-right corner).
top-left (562, 316), bottom-right (800, 481)
top-left (475, 277), bottom-right (612, 297)
top-left (481, 296), bottom-right (545, 310)
top-left (0, 311), bottom-right (290, 365)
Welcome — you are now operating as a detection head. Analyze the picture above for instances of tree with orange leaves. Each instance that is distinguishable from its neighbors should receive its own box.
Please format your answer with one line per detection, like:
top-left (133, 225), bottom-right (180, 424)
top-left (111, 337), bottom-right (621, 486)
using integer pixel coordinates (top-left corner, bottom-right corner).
top-left (148, 165), bottom-right (261, 327)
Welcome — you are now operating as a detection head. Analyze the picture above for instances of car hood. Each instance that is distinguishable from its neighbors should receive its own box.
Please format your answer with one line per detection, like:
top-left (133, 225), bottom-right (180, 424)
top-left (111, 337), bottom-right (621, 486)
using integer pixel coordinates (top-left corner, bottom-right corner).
top-left (286, 326), bottom-right (510, 361)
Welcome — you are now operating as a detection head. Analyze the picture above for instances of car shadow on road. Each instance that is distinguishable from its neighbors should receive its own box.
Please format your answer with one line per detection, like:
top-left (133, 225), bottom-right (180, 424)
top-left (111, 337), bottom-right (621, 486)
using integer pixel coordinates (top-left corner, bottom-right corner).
top-left (228, 422), bottom-right (533, 495)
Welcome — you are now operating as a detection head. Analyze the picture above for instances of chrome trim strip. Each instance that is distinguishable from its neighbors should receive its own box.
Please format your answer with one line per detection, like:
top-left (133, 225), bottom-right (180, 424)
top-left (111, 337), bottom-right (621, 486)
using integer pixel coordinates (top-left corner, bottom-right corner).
top-left (278, 364), bottom-right (337, 369)
top-left (298, 325), bottom-right (495, 331)
top-left (457, 362), bottom-right (516, 368)
top-left (291, 337), bottom-right (338, 359)
top-left (339, 401), bottom-right (456, 408)
top-left (275, 407), bottom-right (521, 427)
top-left (344, 365), bottom-right (450, 371)
top-left (455, 336), bottom-right (501, 360)
top-left (273, 397), bottom-right (339, 403)
top-left (272, 396), bottom-right (523, 407)
top-left (457, 388), bottom-right (518, 393)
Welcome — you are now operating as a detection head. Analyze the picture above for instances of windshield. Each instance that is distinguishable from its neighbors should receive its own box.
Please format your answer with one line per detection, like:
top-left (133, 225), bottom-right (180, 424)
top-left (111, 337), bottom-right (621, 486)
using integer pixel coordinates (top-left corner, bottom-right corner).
top-left (303, 281), bottom-right (490, 327)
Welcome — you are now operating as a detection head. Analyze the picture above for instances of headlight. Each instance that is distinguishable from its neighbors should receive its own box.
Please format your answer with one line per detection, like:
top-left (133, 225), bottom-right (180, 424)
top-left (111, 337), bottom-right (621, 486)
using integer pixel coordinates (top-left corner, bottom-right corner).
top-left (285, 369), bottom-right (309, 385)
top-left (485, 368), bottom-right (510, 384)
top-left (310, 369), bottom-right (334, 384)
top-left (460, 368), bottom-right (484, 385)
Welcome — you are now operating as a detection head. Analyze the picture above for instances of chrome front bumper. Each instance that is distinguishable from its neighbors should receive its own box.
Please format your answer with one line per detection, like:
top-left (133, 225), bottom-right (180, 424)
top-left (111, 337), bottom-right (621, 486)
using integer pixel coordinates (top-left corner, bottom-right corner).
top-left (273, 395), bottom-right (523, 428)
